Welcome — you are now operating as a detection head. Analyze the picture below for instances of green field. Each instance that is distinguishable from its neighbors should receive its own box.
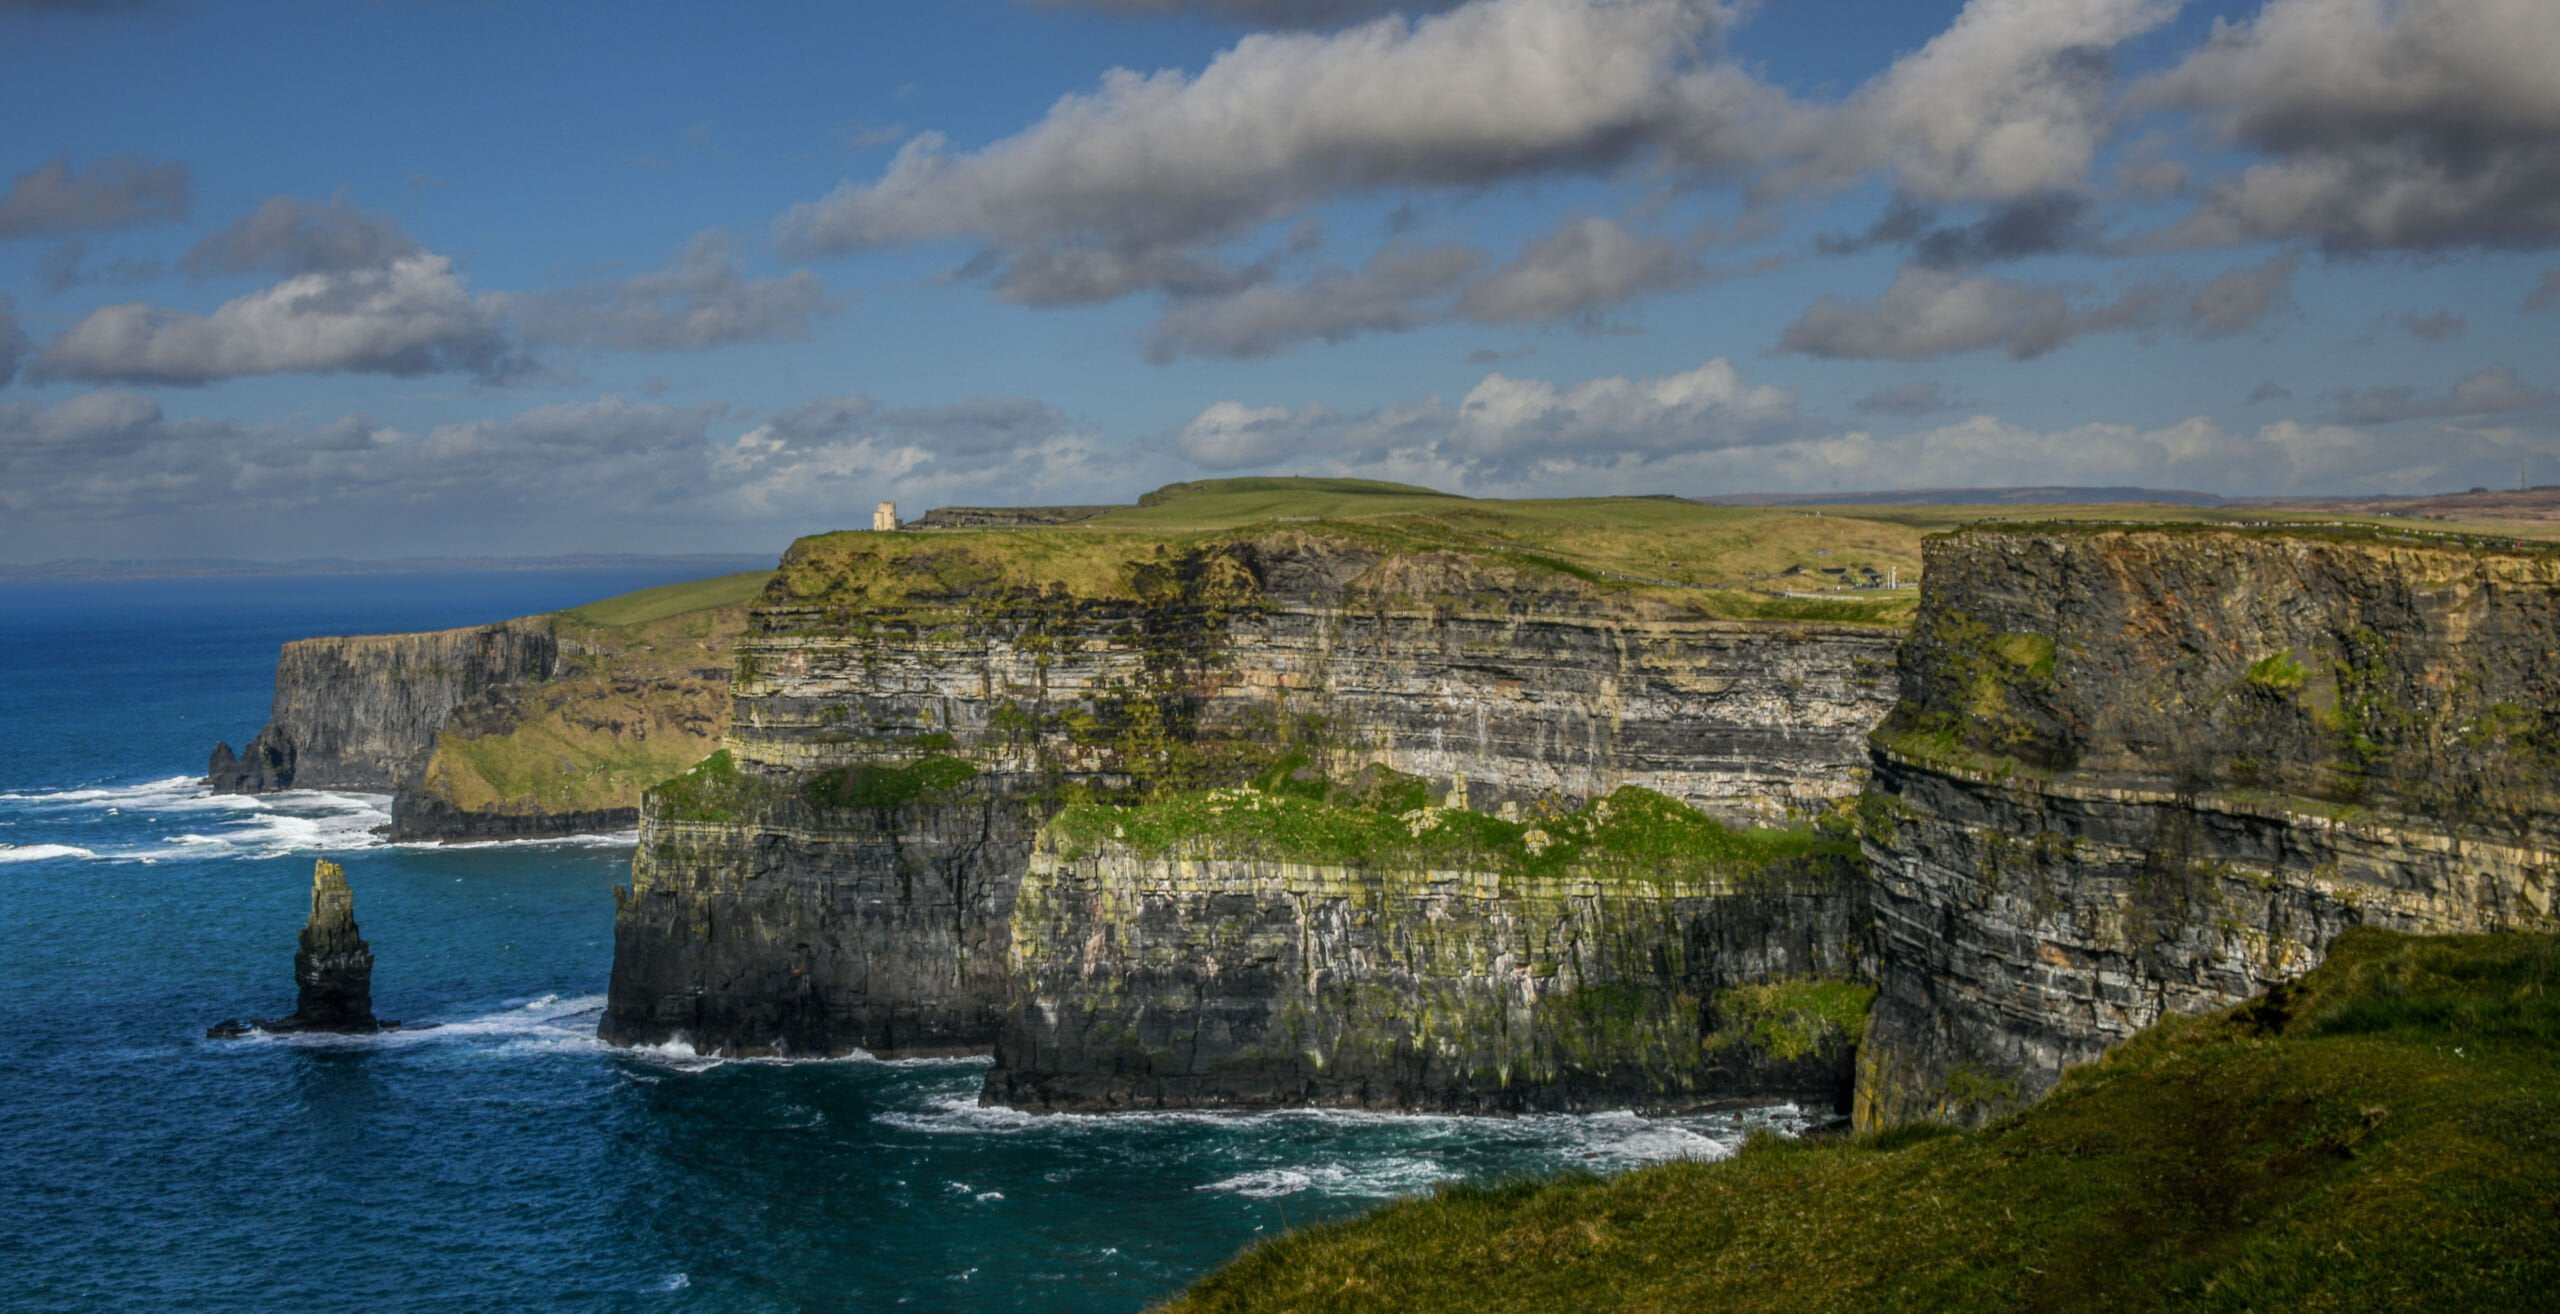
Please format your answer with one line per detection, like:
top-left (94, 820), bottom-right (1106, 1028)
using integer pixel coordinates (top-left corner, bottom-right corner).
top-left (1164, 928), bottom-right (2560, 1313)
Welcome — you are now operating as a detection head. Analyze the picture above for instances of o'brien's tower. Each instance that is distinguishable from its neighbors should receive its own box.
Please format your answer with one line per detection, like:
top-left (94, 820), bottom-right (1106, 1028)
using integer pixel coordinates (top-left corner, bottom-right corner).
top-left (872, 501), bottom-right (898, 532)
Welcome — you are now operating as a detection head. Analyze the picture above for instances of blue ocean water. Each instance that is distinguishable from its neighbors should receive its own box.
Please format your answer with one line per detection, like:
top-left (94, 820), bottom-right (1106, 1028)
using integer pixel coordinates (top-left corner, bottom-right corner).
top-left (0, 571), bottom-right (1803, 1313)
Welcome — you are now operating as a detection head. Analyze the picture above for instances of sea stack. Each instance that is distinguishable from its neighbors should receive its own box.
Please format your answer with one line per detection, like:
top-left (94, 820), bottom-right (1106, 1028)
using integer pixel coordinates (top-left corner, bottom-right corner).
top-left (277, 858), bottom-right (378, 1032)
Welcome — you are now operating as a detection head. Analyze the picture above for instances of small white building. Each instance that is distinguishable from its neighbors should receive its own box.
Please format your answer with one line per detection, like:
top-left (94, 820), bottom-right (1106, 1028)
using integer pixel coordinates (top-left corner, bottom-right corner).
top-left (872, 501), bottom-right (898, 532)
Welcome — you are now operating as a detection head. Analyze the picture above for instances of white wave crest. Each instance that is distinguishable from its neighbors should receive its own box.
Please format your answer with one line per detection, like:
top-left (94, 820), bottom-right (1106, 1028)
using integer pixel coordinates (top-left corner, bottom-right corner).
top-left (220, 992), bottom-right (611, 1056)
top-left (0, 774), bottom-right (391, 863)
top-left (0, 843), bottom-right (99, 863)
top-left (1200, 1157), bottom-right (1453, 1200)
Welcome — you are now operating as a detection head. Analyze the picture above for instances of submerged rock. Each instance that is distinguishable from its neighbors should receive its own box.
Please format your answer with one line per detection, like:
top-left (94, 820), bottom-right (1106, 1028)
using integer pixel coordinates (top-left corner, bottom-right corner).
top-left (269, 858), bottom-right (379, 1033)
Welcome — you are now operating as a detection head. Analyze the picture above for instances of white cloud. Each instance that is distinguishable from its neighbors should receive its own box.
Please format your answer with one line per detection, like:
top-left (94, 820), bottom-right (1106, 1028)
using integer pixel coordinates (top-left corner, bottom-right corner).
top-left (1777, 265), bottom-right (2176, 361)
top-left (1458, 217), bottom-right (1706, 323)
top-left (501, 233), bottom-right (836, 352)
top-left (2140, 0), bottom-right (2560, 250)
top-left (35, 253), bottom-right (526, 386)
top-left (1791, 0), bottom-right (2182, 203)
top-left (181, 196), bottom-right (419, 276)
top-left (1143, 242), bottom-right (1481, 361)
top-left (777, 0), bottom-right (1771, 299)
top-left (1174, 356), bottom-right (1799, 477)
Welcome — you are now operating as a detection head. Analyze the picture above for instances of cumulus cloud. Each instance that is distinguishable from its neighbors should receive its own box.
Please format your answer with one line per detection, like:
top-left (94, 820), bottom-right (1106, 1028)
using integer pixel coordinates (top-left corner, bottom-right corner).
top-left (1174, 356), bottom-right (1799, 478)
top-left (777, 0), bottom-right (1771, 299)
top-left (1854, 380), bottom-right (1965, 417)
top-left (1143, 241), bottom-right (1480, 361)
top-left (1458, 217), bottom-right (1705, 323)
top-left (36, 253), bottom-right (526, 386)
top-left (0, 155), bottom-right (190, 238)
top-left (2187, 253), bottom-right (2298, 338)
top-left (181, 196), bottom-right (420, 276)
top-left (1792, 0), bottom-right (2181, 203)
top-left (2140, 0), bottom-right (2560, 251)
top-left (2329, 364), bottom-right (2556, 425)
top-left (501, 233), bottom-right (836, 352)
top-left (1777, 265), bottom-right (2176, 361)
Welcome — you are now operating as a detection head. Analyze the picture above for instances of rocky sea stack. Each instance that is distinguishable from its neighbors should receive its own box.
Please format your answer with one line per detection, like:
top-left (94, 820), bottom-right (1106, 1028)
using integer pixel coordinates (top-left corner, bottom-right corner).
top-left (276, 858), bottom-right (378, 1032)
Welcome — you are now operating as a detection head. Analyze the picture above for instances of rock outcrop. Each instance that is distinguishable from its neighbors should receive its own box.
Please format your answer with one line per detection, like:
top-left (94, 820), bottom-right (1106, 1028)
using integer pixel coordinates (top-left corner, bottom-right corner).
top-left (209, 617), bottom-right (559, 794)
top-left (271, 858), bottom-right (378, 1033)
top-left (207, 575), bottom-right (759, 841)
top-left (1855, 525), bottom-right (2560, 1128)
top-left (988, 794), bottom-right (1870, 1112)
top-left (602, 525), bottom-right (1900, 1066)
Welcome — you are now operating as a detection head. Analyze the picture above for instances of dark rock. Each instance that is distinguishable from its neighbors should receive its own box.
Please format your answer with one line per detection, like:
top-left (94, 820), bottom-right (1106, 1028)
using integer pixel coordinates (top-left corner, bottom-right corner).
top-left (271, 858), bottom-right (379, 1033)
top-left (206, 724), bottom-right (295, 794)
top-left (1855, 526), bottom-right (2560, 1129)
top-left (207, 618), bottom-right (558, 794)
top-left (204, 1020), bottom-right (251, 1039)
top-left (387, 791), bottom-right (638, 843)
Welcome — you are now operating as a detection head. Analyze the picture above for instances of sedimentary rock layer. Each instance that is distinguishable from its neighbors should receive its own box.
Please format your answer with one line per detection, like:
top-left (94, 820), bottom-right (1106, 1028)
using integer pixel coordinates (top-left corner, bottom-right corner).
top-left (1856, 526), bottom-right (2560, 1128)
top-left (990, 838), bottom-right (1866, 1112)
top-left (209, 618), bottom-right (559, 793)
top-left (603, 530), bottom-right (1899, 1061)
top-left (281, 858), bottom-right (377, 1032)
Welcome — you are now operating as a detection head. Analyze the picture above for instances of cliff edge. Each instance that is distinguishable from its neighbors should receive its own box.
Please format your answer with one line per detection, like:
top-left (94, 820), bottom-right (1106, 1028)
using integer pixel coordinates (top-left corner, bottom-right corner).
top-left (208, 571), bottom-right (766, 841)
top-left (1855, 524), bottom-right (2560, 1127)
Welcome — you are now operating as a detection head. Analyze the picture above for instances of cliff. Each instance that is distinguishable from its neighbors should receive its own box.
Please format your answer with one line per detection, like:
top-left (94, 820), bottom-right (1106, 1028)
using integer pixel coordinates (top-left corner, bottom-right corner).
top-left (208, 572), bottom-right (765, 841)
top-left (602, 483), bottom-right (1917, 1069)
top-left (1164, 928), bottom-right (2560, 1313)
top-left (1856, 525), bottom-right (2560, 1127)
top-left (991, 781), bottom-right (1869, 1112)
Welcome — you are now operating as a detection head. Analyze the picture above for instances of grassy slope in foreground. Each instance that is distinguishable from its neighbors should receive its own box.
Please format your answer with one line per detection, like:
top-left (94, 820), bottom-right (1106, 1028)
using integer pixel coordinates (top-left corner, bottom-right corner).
top-left (1165, 928), bottom-right (2560, 1313)
top-left (409, 570), bottom-right (770, 817)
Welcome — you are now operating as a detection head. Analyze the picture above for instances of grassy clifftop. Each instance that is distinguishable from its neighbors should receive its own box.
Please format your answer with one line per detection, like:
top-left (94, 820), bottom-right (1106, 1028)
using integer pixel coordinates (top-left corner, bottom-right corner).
top-left (1164, 928), bottom-right (2560, 1313)
top-left (776, 479), bottom-right (1934, 626)
top-left (407, 571), bottom-right (769, 819)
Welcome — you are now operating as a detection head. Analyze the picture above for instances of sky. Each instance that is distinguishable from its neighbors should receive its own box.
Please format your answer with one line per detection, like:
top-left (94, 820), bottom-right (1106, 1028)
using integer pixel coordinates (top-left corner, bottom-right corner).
top-left (3, 0), bottom-right (2557, 562)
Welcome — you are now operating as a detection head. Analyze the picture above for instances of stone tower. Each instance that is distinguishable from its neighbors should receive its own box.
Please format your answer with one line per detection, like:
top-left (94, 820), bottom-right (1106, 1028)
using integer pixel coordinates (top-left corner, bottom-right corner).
top-left (872, 501), bottom-right (898, 532)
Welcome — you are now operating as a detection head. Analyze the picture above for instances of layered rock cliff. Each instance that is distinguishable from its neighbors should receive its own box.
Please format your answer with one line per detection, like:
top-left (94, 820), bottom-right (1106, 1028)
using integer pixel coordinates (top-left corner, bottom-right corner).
top-left (990, 786), bottom-right (1870, 1112)
top-left (1856, 525), bottom-right (2560, 1128)
top-left (602, 518), bottom-right (1903, 1066)
top-left (209, 617), bottom-right (558, 793)
top-left (208, 573), bottom-right (761, 841)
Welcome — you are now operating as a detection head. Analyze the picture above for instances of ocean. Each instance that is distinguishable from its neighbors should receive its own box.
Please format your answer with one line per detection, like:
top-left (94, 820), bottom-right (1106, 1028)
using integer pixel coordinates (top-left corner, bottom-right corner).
top-left (0, 570), bottom-right (1803, 1313)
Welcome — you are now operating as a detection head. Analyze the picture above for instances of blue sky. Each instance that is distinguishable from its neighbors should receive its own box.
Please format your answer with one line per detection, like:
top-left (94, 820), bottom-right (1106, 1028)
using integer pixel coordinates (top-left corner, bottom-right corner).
top-left (3, 0), bottom-right (2556, 560)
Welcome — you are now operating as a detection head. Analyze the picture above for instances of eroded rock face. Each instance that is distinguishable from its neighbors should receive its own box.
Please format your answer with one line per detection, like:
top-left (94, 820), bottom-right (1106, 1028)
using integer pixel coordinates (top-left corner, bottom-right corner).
top-left (277, 858), bottom-right (377, 1033)
top-left (208, 618), bottom-right (559, 794)
top-left (1856, 527), bottom-right (2560, 1128)
top-left (602, 533), bottom-right (1900, 1061)
top-left (989, 840), bottom-right (1867, 1113)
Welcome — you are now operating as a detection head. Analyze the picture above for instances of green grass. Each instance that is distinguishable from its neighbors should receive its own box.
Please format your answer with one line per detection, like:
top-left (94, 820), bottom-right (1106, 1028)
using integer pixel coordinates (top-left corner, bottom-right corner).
top-left (1708, 979), bottom-right (1877, 1062)
top-left (1162, 928), bottom-right (2560, 1313)
top-left (1050, 774), bottom-right (1848, 889)
top-left (561, 570), bottom-right (774, 627)
top-left (2245, 649), bottom-right (2311, 692)
top-left (779, 478), bottom-right (1932, 626)
top-left (803, 754), bottom-right (979, 810)
top-left (415, 569), bottom-right (761, 817)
